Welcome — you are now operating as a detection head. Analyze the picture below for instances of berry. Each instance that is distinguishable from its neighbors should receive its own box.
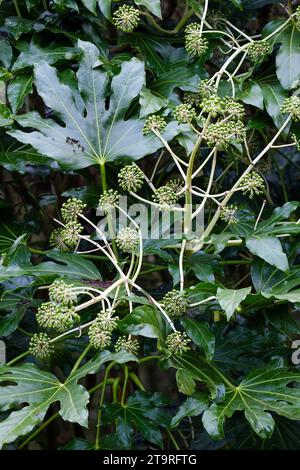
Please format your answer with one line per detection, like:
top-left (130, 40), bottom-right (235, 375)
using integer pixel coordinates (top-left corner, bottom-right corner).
top-left (161, 289), bottom-right (189, 317)
top-left (95, 310), bottom-right (119, 332)
top-left (143, 115), bottom-right (166, 135)
top-left (113, 5), bottom-right (140, 33)
top-left (61, 198), bottom-right (86, 223)
top-left (185, 23), bottom-right (209, 57)
top-left (247, 40), bottom-right (271, 62)
top-left (49, 279), bottom-right (77, 306)
top-left (165, 332), bottom-right (190, 355)
top-left (118, 163), bottom-right (144, 192)
top-left (205, 120), bottom-right (245, 150)
top-left (99, 190), bottom-right (119, 214)
top-left (240, 172), bottom-right (265, 199)
top-left (116, 227), bottom-right (140, 252)
top-left (183, 92), bottom-right (202, 108)
top-left (173, 104), bottom-right (196, 123)
top-left (223, 98), bottom-right (245, 120)
top-left (115, 336), bottom-right (140, 355)
top-left (29, 333), bottom-right (54, 361)
top-left (281, 96), bottom-right (300, 121)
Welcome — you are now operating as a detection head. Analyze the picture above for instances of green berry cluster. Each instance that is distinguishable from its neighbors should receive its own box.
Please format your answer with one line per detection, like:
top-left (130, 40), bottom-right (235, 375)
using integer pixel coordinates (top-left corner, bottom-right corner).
top-left (281, 96), bottom-right (300, 121)
top-left (296, 6), bottom-right (300, 23)
top-left (115, 336), bottom-right (140, 355)
top-left (292, 134), bottom-right (300, 151)
top-left (36, 302), bottom-right (80, 332)
top-left (185, 23), bottom-right (209, 57)
top-left (205, 120), bottom-right (245, 150)
top-left (50, 198), bottom-right (85, 252)
top-left (165, 332), bottom-right (190, 355)
top-left (247, 40), bottom-right (271, 62)
top-left (118, 163), bottom-right (144, 192)
top-left (173, 104), bottom-right (196, 123)
top-left (61, 198), bottom-right (86, 223)
top-left (88, 310), bottom-right (118, 350)
top-left (200, 95), bottom-right (224, 117)
top-left (198, 79), bottom-right (217, 98)
top-left (143, 115), bottom-right (167, 135)
top-left (29, 333), bottom-right (54, 361)
top-left (223, 98), bottom-right (245, 120)
top-left (113, 5), bottom-right (140, 33)
top-left (116, 227), bottom-right (140, 252)
top-left (240, 172), bottom-right (265, 198)
top-left (99, 189), bottom-right (119, 214)
top-left (220, 205), bottom-right (239, 225)
top-left (153, 185), bottom-right (180, 207)
top-left (49, 279), bottom-right (77, 306)
top-left (161, 289), bottom-right (189, 318)
top-left (165, 179), bottom-right (184, 196)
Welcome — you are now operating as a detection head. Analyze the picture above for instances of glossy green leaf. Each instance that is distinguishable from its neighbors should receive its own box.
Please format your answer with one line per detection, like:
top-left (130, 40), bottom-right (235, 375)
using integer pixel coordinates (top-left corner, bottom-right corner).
top-left (134, 0), bottom-right (162, 18)
top-left (275, 24), bottom-right (300, 90)
top-left (176, 369), bottom-right (196, 396)
top-left (7, 73), bottom-right (33, 113)
top-left (171, 391), bottom-right (209, 427)
top-left (216, 287), bottom-right (251, 320)
top-left (181, 317), bottom-right (215, 360)
top-left (246, 236), bottom-right (288, 271)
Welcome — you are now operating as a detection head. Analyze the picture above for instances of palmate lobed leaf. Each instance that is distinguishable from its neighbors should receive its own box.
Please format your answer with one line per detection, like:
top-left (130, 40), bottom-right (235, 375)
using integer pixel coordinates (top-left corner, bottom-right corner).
top-left (8, 40), bottom-right (180, 170)
top-left (202, 367), bottom-right (300, 440)
top-left (0, 350), bottom-right (138, 449)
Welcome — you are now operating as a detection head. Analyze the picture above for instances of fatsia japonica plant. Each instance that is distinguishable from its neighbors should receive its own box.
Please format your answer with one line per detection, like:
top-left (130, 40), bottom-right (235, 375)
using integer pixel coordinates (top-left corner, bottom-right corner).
top-left (1, 0), bottom-right (300, 452)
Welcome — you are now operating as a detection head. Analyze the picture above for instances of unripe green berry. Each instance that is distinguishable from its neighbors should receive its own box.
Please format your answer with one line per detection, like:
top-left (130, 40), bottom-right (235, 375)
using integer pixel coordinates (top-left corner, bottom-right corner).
top-left (185, 23), bottom-right (209, 57)
top-left (173, 104), bottom-right (196, 123)
top-left (29, 333), bottom-right (54, 361)
top-left (61, 198), bottom-right (86, 223)
top-left (118, 163), bottom-right (144, 192)
top-left (116, 227), bottom-right (139, 252)
top-left (113, 5), bottom-right (140, 33)
top-left (183, 92), bottom-right (202, 108)
top-left (99, 190), bottom-right (119, 214)
top-left (143, 115), bottom-right (166, 135)
top-left (36, 302), bottom-right (80, 332)
top-left (161, 289), bottom-right (189, 318)
top-left (95, 310), bottom-right (119, 333)
top-left (115, 336), bottom-right (140, 355)
top-left (223, 98), bottom-right (245, 120)
top-left (165, 332), bottom-right (190, 355)
top-left (198, 79), bottom-right (217, 98)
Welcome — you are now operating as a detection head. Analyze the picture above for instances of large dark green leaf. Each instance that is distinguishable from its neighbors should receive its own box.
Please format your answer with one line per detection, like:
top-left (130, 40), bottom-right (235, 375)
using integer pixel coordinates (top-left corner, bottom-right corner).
top-left (181, 317), bottom-right (215, 360)
top-left (9, 41), bottom-right (179, 170)
top-left (202, 366), bottom-right (300, 440)
top-left (0, 350), bottom-right (137, 448)
top-left (118, 305), bottom-right (167, 344)
top-left (275, 24), bottom-right (300, 90)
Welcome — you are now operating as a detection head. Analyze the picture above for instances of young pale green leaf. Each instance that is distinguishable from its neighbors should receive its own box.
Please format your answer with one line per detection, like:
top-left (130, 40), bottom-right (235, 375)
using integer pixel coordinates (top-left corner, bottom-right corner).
top-left (216, 287), bottom-right (251, 321)
top-left (181, 318), bottom-right (215, 360)
top-left (176, 369), bottom-right (196, 396)
top-left (0, 350), bottom-right (137, 448)
top-left (202, 367), bottom-right (300, 440)
top-left (246, 236), bottom-right (288, 272)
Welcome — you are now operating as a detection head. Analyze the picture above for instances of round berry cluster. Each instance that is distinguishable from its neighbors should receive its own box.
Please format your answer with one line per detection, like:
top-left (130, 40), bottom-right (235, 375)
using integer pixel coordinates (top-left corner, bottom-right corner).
top-left (143, 115), bottom-right (167, 135)
top-left (247, 40), bottom-right (272, 62)
top-left (281, 96), bottom-right (300, 121)
top-left (116, 227), bottom-right (140, 252)
top-left (118, 163), bottom-right (144, 193)
top-left (153, 185), bottom-right (180, 208)
top-left (240, 172), bottom-right (265, 199)
top-left (29, 333), bottom-right (54, 361)
top-left (115, 336), bottom-right (140, 355)
top-left (165, 332), bottom-right (190, 355)
top-left (220, 205), bottom-right (239, 225)
top-left (173, 104), bottom-right (197, 123)
top-left (50, 198), bottom-right (86, 252)
top-left (185, 23), bottom-right (209, 57)
top-left (99, 189), bottom-right (119, 214)
top-left (113, 5), bottom-right (140, 33)
top-left (161, 289), bottom-right (189, 318)
top-left (88, 310), bottom-right (119, 350)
